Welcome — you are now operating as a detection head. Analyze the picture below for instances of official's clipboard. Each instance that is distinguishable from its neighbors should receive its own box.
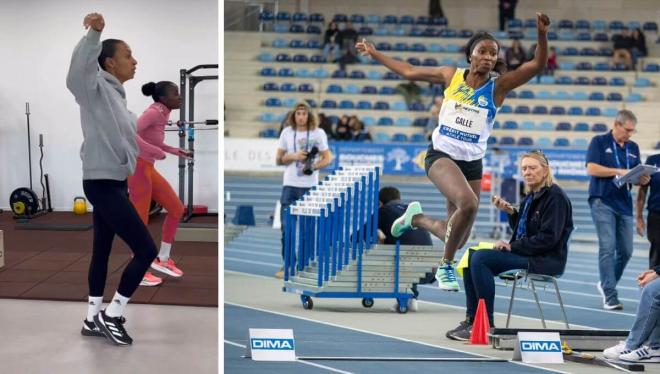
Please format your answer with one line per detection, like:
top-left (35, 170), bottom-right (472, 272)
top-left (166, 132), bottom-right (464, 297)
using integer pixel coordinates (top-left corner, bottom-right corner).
top-left (613, 164), bottom-right (659, 188)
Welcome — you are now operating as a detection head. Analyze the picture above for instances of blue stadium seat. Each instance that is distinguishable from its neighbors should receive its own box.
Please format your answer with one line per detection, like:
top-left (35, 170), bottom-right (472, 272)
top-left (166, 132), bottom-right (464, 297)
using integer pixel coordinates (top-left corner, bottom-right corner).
top-left (555, 91), bottom-right (572, 100)
top-left (378, 117), bottom-right (394, 126)
top-left (556, 76), bottom-right (573, 85)
top-left (609, 21), bottom-right (625, 30)
top-left (383, 72), bottom-right (402, 80)
top-left (515, 106), bottom-right (530, 114)
top-left (594, 62), bottom-right (610, 71)
top-left (599, 47), bottom-right (614, 56)
top-left (499, 136), bottom-right (516, 145)
top-left (550, 106), bottom-right (566, 115)
top-left (391, 133), bottom-right (408, 142)
top-left (273, 23), bottom-right (289, 33)
top-left (291, 54), bottom-right (308, 63)
top-left (276, 11), bottom-right (291, 22)
top-left (358, 26), bottom-right (373, 35)
top-left (361, 116), bottom-right (376, 126)
top-left (374, 101), bottom-right (390, 110)
top-left (411, 133), bottom-right (427, 142)
top-left (427, 43), bottom-right (444, 53)
top-left (643, 22), bottom-right (658, 32)
top-left (306, 25), bottom-right (321, 34)
top-left (575, 19), bottom-right (590, 30)
top-left (393, 42), bottom-right (408, 51)
top-left (517, 137), bottom-right (534, 146)
top-left (376, 86), bottom-right (394, 95)
top-left (563, 47), bottom-right (578, 56)
top-left (554, 138), bottom-right (570, 147)
top-left (258, 52), bottom-right (275, 62)
top-left (416, 16), bottom-right (430, 25)
top-left (413, 118), bottom-right (430, 127)
top-left (376, 42), bottom-right (392, 50)
top-left (568, 106), bottom-right (584, 116)
top-left (374, 132), bottom-right (390, 142)
top-left (345, 84), bottom-right (360, 94)
top-left (559, 31), bottom-right (576, 41)
top-left (576, 62), bottom-right (593, 71)
top-left (499, 105), bottom-right (513, 114)
top-left (361, 85), bottom-right (377, 94)
top-left (519, 90), bottom-right (535, 99)
top-left (575, 76), bottom-right (590, 85)
top-left (487, 136), bottom-right (498, 145)
top-left (400, 15), bottom-right (414, 25)
top-left (292, 12), bottom-right (307, 22)
top-left (577, 32), bottom-right (591, 41)
top-left (492, 121), bottom-right (500, 129)
top-left (535, 91), bottom-right (551, 100)
top-left (574, 122), bottom-right (590, 132)
top-left (293, 68), bottom-right (310, 78)
top-left (460, 29), bottom-right (474, 38)
top-left (260, 67), bottom-right (277, 77)
top-left (276, 53), bottom-right (291, 62)
top-left (591, 20), bottom-right (607, 30)
top-left (503, 121), bottom-right (519, 130)
top-left (607, 92), bottom-right (623, 101)
top-left (609, 77), bottom-right (625, 86)
top-left (593, 32), bottom-right (609, 42)
top-left (508, 18), bottom-right (523, 29)
top-left (627, 93), bottom-right (643, 102)
top-left (321, 100), bottom-right (337, 109)
top-left (259, 128), bottom-right (279, 138)
top-left (392, 26), bottom-right (407, 36)
top-left (524, 18), bottom-right (537, 29)
top-left (374, 27), bottom-right (389, 36)
top-left (259, 11), bottom-right (274, 22)
top-left (627, 21), bottom-right (641, 30)
top-left (558, 19), bottom-right (573, 29)
top-left (366, 14), bottom-right (380, 24)
top-left (308, 55), bottom-right (324, 64)
top-left (332, 13), bottom-right (347, 22)
top-left (521, 121), bottom-right (535, 130)
top-left (572, 138), bottom-right (588, 147)
top-left (332, 70), bottom-right (347, 79)
top-left (272, 39), bottom-right (288, 48)
top-left (589, 92), bottom-right (605, 101)
top-left (309, 13), bottom-right (324, 23)
top-left (278, 67), bottom-right (294, 77)
top-left (634, 78), bottom-right (651, 87)
top-left (313, 68), bottom-right (329, 79)
top-left (327, 115), bottom-right (340, 125)
top-left (592, 77), bottom-right (607, 85)
top-left (282, 98), bottom-right (297, 107)
top-left (367, 71), bottom-right (383, 80)
top-left (407, 57), bottom-right (421, 66)
top-left (431, 17), bottom-right (448, 26)
top-left (422, 58), bottom-right (438, 67)
top-left (351, 14), bottom-right (365, 24)
top-left (298, 83), bottom-right (314, 93)
top-left (644, 63), bottom-right (660, 72)
top-left (339, 100), bottom-right (355, 109)
top-left (440, 28), bottom-right (457, 37)
top-left (392, 101), bottom-right (408, 111)
top-left (547, 31), bottom-right (558, 40)
top-left (409, 102), bottom-right (426, 111)
top-left (559, 61), bottom-right (576, 70)
top-left (260, 112), bottom-right (276, 122)
top-left (356, 100), bottom-right (372, 110)
top-left (265, 97), bottom-right (281, 107)
top-left (556, 122), bottom-right (572, 131)
top-left (506, 91), bottom-right (517, 99)
top-left (263, 82), bottom-right (279, 91)
top-left (603, 107), bottom-right (619, 117)
top-left (350, 70), bottom-right (366, 79)
top-left (532, 105), bottom-right (548, 115)
top-left (409, 27), bottom-right (424, 37)
top-left (396, 118), bottom-right (413, 126)
top-left (289, 24), bottom-right (304, 33)
top-left (410, 43), bottom-right (426, 52)
top-left (585, 107), bottom-right (601, 116)
top-left (591, 123), bottom-right (608, 132)
top-left (383, 15), bottom-right (398, 24)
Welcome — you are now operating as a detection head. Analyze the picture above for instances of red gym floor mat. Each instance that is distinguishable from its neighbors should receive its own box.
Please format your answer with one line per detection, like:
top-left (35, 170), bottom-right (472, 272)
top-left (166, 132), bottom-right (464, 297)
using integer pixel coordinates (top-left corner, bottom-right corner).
top-left (0, 212), bottom-right (218, 307)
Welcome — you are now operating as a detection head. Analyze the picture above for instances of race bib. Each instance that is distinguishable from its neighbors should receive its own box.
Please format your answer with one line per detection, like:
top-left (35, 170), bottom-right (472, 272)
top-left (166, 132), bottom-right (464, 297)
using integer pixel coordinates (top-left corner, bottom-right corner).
top-left (437, 99), bottom-right (488, 144)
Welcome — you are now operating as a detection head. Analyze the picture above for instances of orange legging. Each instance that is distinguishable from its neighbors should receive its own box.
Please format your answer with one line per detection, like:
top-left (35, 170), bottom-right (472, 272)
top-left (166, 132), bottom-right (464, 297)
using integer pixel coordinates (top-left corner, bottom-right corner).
top-left (128, 158), bottom-right (184, 244)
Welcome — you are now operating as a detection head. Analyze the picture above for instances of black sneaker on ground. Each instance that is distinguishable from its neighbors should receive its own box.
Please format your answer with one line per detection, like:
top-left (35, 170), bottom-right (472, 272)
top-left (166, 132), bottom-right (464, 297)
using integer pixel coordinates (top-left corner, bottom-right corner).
top-left (446, 319), bottom-right (472, 341)
top-left (81, 319), bottom-right (104, 337)
top-left (93, 310), bottom-right (133, 345)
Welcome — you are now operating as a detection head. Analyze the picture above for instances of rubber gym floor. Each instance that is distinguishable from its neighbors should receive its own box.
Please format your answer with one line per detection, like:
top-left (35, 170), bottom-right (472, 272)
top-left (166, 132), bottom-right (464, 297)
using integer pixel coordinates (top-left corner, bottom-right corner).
top-left (224, 227), bottom-right (660, 374)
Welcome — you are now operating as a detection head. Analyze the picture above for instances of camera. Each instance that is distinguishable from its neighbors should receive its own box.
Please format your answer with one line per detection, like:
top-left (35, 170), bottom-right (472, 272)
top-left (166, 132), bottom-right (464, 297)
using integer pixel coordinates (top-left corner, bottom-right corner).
top-left (302, 146), bottom-right (319, 175)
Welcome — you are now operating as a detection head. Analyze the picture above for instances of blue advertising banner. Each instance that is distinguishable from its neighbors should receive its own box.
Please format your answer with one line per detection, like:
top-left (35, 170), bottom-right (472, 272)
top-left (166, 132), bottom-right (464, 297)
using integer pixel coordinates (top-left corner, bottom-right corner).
top-left (328, 142), bottom-right (589, 180)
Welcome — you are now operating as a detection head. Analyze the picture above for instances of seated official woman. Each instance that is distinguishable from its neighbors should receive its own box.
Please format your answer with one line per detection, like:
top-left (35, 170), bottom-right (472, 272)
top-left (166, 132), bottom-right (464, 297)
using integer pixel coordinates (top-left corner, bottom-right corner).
top-left (446, 150), bottom-right (574, 341)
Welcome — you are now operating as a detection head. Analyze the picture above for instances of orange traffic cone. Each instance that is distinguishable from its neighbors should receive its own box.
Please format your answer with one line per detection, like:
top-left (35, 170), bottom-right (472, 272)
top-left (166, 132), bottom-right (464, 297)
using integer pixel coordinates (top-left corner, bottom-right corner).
top-left (469, 298), bottom-right (491, 345)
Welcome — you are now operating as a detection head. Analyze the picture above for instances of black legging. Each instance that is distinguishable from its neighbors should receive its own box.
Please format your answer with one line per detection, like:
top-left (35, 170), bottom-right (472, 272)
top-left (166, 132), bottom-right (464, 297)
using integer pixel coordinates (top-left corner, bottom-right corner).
top-left (83, 179), bottom-right (158, 298)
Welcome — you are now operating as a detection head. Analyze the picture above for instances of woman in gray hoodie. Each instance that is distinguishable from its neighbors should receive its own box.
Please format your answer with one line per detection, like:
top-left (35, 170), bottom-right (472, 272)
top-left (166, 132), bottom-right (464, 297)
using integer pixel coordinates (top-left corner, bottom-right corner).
top-left (66, 12), bottom-right (158, 346)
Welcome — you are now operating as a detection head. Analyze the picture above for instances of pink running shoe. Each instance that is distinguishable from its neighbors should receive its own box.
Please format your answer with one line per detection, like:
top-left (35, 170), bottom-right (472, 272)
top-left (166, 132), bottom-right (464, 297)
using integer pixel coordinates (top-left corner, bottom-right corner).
top-left (151, 258), bottom-right (184, 277)
top-left (139, 272), bottom-right (163, 287)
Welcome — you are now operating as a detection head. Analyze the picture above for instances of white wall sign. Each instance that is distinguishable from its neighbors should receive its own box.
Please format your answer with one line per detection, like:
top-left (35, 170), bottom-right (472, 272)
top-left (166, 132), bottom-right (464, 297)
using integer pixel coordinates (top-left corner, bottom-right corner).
top-left (246, 328), bottom-right (296, 361)
top-left (224, 138), bottom-right (283, 172)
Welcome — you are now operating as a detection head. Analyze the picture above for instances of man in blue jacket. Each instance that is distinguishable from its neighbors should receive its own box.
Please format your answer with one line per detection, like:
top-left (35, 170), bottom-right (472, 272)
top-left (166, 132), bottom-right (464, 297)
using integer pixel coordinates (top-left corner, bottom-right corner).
top-left (586, 110), bottom-right (651, 310)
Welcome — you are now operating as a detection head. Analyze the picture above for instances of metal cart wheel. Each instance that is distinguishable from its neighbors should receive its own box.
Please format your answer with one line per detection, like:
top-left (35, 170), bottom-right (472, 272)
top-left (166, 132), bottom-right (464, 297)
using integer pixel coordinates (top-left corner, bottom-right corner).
top-left (397, 299), bottom-right (408, 314)
top-left (301, 295), bottom-right (313, 310)
top-left (361, 298), bottom-right (374, 308)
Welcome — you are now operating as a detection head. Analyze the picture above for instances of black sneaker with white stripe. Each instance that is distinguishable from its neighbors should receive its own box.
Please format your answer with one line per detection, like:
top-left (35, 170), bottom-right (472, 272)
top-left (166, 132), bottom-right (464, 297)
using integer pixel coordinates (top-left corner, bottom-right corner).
top-left (81, 319), bottom-right (104, 337)
top-left (93, 310), bottom-right (133, 345)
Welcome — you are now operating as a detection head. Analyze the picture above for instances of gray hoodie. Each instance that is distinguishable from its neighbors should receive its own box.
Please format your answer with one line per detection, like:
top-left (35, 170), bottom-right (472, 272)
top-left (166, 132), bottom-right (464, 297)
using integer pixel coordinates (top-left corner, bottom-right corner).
top-left (66, 29), bottom-right (138, 180)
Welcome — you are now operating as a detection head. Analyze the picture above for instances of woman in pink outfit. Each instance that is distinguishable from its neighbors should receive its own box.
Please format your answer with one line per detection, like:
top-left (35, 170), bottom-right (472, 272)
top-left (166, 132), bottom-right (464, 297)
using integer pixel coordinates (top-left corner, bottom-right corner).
top-left (128, 81), bottom-right (193, 286)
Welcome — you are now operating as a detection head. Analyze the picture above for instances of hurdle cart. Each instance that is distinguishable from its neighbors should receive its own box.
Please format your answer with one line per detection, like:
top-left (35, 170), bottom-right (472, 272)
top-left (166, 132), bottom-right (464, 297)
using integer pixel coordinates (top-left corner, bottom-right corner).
top-left (282, 166), bottom-right (439, 313)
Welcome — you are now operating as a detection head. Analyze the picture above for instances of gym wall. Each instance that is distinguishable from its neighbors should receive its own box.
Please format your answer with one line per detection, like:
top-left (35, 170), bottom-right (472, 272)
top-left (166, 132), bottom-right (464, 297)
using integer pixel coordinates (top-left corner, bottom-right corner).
top-left (0, 0), bottom-right (219, 212)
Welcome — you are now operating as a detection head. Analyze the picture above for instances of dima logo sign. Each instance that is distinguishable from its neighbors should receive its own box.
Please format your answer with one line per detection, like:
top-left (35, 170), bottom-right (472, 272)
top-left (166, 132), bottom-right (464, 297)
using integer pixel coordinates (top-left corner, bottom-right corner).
top-left (250, 338), bottom-right (295, 350)
top-left (520, 341), bottom-right (561, 352)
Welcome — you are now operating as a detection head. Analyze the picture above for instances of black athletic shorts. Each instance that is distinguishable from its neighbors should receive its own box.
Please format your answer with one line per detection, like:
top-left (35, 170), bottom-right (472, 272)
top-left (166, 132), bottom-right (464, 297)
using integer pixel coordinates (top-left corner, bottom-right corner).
top-left (424, 144), bottom-right (483, 181)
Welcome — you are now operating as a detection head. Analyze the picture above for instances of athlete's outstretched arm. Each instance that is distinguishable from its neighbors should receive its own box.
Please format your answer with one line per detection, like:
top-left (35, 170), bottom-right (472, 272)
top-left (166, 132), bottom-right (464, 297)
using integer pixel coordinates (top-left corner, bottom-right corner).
top-left (356, 38), bottom-right (455, 84)
top-left (494, 13), bottom-right (550, 103)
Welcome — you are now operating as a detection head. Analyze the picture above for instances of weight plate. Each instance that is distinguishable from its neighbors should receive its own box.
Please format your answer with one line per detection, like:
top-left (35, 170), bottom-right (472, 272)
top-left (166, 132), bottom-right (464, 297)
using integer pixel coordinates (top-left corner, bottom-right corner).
top-left (10, 188), bottom-right (39, 216)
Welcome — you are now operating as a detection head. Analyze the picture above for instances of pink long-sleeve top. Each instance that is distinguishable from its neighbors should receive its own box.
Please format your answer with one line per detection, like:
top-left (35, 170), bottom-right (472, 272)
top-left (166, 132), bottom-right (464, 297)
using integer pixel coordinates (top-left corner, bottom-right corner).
top-left (136, 102), bottom-right (180, 163)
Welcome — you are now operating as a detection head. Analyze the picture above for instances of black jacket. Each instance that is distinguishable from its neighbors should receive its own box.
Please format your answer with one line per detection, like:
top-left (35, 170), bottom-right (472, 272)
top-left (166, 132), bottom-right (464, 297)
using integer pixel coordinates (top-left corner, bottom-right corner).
top-left (507, 184), bottom-right (574, 276)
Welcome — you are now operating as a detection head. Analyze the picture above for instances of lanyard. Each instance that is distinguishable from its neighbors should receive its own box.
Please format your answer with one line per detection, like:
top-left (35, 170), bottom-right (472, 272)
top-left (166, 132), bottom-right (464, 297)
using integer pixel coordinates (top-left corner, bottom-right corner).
top-left (293, 129), bottom-right (310, 153)
top-left (515, 194), bottom-right (533, 240)
top-left (611, 140), bottom-right (629, 169)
